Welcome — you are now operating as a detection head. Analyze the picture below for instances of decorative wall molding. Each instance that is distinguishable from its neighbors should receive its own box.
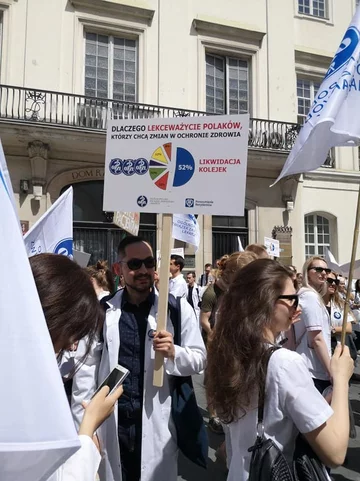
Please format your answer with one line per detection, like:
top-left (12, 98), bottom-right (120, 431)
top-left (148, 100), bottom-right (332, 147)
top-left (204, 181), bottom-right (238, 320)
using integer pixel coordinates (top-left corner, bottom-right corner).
top-left (70, 0), bottom-right (155, 24)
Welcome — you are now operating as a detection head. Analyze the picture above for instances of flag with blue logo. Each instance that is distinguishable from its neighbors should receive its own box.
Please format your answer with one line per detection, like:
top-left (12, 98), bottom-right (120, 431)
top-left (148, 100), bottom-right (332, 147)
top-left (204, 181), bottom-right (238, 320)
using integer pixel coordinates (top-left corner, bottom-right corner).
top-left (274, 6), bottom-right (360, 184)
top-left (24, 187), bottom-right (73, 258)
top-left (0, 149), bottom-right (80, 480)
top-left (172, 214), bottom-right (201, 251)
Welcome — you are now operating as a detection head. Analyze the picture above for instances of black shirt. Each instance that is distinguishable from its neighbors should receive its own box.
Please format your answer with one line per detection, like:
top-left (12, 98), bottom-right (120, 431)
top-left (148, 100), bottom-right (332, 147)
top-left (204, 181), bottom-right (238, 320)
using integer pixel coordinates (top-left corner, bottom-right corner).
top-left (187, 285), bottom-right (194, 308)
top-left (117, 288), bottom-right (155, 418)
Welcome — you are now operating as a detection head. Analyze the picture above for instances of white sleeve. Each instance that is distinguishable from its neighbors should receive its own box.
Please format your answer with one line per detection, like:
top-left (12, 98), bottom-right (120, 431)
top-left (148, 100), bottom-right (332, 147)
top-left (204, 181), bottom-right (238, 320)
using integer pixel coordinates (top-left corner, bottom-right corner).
top-left (52, 435), bottom-right (101, 481)
top-left (71, 337), bottom-right (102, 430)
top-left (165, 298), bottom-right (207, 376)
top-left (300, 291), bottom-right (326, 331)
top-left (278, 354), bottom-right (333, 433)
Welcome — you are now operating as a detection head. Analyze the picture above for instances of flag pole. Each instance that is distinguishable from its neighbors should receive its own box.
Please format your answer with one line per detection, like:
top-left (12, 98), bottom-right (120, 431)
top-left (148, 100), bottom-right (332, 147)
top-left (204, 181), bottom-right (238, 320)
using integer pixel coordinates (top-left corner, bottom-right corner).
top-left (341, 184), bottom-right (360, 347)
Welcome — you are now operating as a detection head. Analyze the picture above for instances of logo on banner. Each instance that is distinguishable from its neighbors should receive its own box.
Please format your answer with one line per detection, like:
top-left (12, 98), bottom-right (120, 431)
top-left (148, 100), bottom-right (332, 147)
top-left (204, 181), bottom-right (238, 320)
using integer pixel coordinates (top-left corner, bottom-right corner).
top-left (135, 158), bottom-right (149, 175)
top-left (185, 198), bottom-right (194, 208)
top-left (109, 158), bottom-right (123, 175)
top-left (137, 195), bottom-right (148, 207)
top-left (325, 26), bottom-right (360, 79)
top-left (54, 238), bottom-right (73, 258)
top-left (109, 158), bottom-right (149, 176)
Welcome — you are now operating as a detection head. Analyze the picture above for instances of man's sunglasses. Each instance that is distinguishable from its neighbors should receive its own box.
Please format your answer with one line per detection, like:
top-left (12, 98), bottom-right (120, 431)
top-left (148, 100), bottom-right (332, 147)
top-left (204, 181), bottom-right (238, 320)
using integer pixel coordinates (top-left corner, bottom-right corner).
top-left (308, 267), bottom-right (332, 274)
top-left (277, 294), bottom-right (299, 310)
top-left (120, 256), bottom-right (156, 270)
top-left (327, 278), bottom-right (340, 286)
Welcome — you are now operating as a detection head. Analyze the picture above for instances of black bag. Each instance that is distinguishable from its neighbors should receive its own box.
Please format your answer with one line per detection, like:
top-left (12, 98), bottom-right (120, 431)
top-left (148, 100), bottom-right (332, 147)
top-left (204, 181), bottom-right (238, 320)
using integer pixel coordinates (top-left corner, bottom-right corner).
top-left (248, 347), bottom-right (329, 481)
top-left (248, 348), bottom-right (293, 481)
top-left (168, 295), bottom-right (208, 468)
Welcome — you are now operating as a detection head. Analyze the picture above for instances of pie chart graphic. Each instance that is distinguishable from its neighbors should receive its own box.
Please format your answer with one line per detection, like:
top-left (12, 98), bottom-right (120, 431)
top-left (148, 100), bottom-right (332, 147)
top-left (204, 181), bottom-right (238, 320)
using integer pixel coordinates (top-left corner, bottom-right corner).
top-left (149, 143), bottom-right (195, 190)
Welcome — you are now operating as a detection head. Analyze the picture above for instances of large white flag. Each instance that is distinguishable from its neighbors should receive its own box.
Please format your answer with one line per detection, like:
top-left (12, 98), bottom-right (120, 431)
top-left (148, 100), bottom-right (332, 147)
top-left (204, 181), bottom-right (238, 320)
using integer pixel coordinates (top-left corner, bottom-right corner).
top-left (172, 214), bottom-right (201, 251)
top-left (0, 148), bottom-right (80, 481)
top-left (24, 187), bottom-right (73, 257)
top-left (274, 7), bottom-right (360, 184)
top-left (325, 247), bottom-right (360, 278)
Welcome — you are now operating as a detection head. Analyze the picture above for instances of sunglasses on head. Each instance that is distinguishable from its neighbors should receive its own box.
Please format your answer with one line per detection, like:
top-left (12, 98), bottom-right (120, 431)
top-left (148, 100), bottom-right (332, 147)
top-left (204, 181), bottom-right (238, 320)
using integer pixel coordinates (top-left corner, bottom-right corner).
top-left (309, 266), bottom-right (331, 274)
top-left (120, 256), bottom-right (156, 270)
top-left (327, 277), bottom-right (339, 286)
top-left (277, 294), bottom-right (299, 310)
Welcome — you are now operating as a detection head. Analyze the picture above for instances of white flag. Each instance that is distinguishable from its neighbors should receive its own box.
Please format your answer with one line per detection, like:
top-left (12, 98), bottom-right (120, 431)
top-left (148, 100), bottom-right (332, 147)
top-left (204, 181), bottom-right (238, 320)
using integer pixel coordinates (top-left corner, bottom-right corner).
top-left (172, 214), bottom-right (201, 251)
top-left (0, 149), bottom-right (80, 481)
top-left (237, 236), bottom-right (244, 252)
top-left (325, 247), bottom-right (360, 278)
top-left (274, 7), bottom-right (360, 184)
top-left (24, 187), bottom-right (73, 257)
top-left (324, 247), bottom-right (341, 273)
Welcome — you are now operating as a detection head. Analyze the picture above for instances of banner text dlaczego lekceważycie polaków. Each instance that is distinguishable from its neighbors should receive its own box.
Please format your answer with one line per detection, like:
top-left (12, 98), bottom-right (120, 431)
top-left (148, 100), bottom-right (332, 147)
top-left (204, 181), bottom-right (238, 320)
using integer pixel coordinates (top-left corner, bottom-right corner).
top-left (103, 115), bottom-right (249, 216)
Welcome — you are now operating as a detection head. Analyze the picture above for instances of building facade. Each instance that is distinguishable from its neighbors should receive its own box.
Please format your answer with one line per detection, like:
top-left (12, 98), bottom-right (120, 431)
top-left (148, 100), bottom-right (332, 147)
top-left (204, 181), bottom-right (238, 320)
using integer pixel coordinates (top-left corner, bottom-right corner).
top-left (1, 0), bottom-right (359, 272)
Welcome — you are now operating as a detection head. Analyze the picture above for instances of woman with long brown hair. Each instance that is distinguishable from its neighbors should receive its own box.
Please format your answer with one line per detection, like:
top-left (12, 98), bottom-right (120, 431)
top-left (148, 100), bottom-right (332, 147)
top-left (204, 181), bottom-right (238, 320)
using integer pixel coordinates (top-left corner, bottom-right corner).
top-left (206, 259), bottom-right (353, 480)
top-left (29, 254), bottom-right (123, 481)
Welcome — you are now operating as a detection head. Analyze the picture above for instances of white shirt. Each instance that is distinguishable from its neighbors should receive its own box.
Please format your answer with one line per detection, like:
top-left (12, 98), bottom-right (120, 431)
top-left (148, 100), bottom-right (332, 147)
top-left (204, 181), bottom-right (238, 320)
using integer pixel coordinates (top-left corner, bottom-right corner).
top-left (169, 274), bottom-right (187, 298)
top-left (294, 288), bottom-right (331, 380)
top-left (227, 348), bottom-right (333, 481)
top-left (48, 435), bottom-right (101, 481)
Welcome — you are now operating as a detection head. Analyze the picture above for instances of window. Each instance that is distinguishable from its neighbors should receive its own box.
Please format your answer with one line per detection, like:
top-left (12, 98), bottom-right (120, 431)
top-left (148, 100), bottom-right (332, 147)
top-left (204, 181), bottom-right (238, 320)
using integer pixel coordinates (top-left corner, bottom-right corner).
top-left (298, 0), bottom-right (327, 18)
top-left (304, 214), bottom-right (330, 258)
top-left (297, 78), bottom-right (321, 124)
top-left (206, 54), bottom-right (249, 114)
top-left (85, 32), bottom-right (137, 101)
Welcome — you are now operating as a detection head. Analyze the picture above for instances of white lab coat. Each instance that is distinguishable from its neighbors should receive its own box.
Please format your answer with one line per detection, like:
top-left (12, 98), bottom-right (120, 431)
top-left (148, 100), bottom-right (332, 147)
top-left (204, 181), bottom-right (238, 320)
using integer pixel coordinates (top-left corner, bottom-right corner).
top-left (72, 288), bottom-right (206, 481)
top-left (48, 435), bottom-right (101, 481)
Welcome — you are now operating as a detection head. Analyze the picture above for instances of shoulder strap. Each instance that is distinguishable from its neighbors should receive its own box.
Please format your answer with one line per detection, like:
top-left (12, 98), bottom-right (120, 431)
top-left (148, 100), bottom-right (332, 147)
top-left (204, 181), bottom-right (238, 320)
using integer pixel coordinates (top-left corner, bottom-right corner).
top-left (168, 294), bottom-right (182, 346)
top-left (257, 347), bottom-right (279, 427)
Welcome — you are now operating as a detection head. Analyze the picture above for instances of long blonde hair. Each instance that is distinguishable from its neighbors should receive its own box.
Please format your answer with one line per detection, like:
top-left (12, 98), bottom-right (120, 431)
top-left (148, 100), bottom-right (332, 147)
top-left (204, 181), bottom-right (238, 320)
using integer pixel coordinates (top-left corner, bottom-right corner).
top-left (302, 256), bottom-right (328, 298)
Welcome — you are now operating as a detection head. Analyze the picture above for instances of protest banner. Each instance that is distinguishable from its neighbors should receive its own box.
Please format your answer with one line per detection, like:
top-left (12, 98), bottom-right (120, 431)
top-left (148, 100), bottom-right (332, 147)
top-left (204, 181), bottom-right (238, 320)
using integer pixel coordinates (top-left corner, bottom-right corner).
top-left (0, 145), bottom-right (80, 481)
top-left (104, 114), bottom-right (249, 386)
top-left (273, 6), bottom-right (360, 346)
top-left (156, 247), bottom-right (185, 268)
top-left (264, 237), bottom-right (280, 258)
top-left (172, 214), bottom-right (200, 250)
top-left (113, 211), bottom-right (140, 236)
top-left (24, 187), bottom-right (73, 258)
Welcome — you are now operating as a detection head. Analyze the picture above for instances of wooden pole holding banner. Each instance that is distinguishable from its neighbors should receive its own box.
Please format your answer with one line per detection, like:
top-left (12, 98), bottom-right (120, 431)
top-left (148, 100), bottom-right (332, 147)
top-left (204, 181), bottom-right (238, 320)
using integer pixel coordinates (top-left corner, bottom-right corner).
top-left (341, 185), bottom-right (360, 347)
top-left (153, 213), bottom-right (173, 387)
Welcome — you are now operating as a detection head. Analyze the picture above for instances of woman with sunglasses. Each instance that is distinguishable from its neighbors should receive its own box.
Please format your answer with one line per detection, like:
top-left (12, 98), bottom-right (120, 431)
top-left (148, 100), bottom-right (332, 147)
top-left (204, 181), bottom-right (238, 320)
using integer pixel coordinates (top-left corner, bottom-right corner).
top-left (206, 259), bottom-right (353, 480)
top-left (294, 256), bottom-right (333, 394)
top-left (324, 272), bottom-right (357, 358)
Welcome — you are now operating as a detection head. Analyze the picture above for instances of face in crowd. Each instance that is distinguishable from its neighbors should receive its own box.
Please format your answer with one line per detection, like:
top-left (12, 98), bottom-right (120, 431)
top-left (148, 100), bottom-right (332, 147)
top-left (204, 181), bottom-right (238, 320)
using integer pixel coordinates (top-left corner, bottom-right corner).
top-left (307, 259), bottom-right (330, 292)
top-left (186, 272), bottom-right (196, 287)
top-left (119, 241), bottom-right (155, 293)
top-left (326, 272), bottom-right (339, 297)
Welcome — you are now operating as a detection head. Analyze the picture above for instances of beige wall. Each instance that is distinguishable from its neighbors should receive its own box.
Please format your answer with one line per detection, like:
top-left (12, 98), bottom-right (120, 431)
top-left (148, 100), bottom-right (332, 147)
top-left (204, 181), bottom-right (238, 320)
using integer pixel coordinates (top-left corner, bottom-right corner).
top-left (1, 0), bottom-right (360, 271)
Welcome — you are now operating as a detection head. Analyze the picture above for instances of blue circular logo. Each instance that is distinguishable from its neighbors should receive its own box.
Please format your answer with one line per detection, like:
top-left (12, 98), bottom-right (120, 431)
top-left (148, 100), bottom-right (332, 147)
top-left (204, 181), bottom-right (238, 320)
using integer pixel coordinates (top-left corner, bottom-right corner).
top-left (334, 311), bottom-right (342, 320)
top-left (54, 238), bottom-right (73, 258)
top-left (135, 158), bottom-right (149, 175)
top-left (123, 159), bottom-right (135, 176)
top-left (109, 158), bottom-right (123, 175)
top-left (325, 26), bottom-right (360, 80)
top-left (137, 195), bottom-right (148, 207)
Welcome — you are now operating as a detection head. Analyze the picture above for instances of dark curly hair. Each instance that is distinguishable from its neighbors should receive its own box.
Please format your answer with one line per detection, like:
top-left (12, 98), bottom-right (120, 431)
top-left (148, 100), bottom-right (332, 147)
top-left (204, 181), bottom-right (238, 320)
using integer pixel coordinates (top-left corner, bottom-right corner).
top-left (206, 259), bottom-right (292, 423)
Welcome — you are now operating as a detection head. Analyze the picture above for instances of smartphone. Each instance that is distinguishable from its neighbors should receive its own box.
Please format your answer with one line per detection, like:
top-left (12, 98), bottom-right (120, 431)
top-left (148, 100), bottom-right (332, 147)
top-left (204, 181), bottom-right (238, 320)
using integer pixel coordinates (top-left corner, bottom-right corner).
top-left (91, 364), bottom-right (129, 399)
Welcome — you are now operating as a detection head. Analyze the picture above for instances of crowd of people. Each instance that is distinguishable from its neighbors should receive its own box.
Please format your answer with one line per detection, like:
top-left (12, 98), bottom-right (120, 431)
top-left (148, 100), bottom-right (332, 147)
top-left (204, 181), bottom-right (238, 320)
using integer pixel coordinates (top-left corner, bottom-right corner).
top-left (25, 239), bottom-right (358, 481)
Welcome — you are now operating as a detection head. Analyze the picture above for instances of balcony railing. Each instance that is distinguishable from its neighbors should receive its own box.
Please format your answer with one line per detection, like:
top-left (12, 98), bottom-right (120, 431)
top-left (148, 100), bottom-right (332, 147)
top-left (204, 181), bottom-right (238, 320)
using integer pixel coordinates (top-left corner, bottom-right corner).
top-left (0, 84), bottom-right (324, 159)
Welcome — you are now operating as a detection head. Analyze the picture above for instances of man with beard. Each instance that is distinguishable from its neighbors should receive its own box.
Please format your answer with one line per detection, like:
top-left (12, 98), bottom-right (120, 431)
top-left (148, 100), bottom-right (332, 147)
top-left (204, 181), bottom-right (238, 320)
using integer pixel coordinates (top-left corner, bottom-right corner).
top-left (72, 236), bottom-right (206, 481)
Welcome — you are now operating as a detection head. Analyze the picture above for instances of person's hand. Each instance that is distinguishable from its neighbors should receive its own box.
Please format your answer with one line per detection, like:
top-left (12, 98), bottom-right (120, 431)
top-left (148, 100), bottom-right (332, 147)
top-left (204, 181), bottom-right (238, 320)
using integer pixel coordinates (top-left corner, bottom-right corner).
top-left (331, 344), bottom-right (354, 384)
top-left (153, 330), bottom-right (175, 360)
top-left (79, 385), bottom-right (123, 440)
